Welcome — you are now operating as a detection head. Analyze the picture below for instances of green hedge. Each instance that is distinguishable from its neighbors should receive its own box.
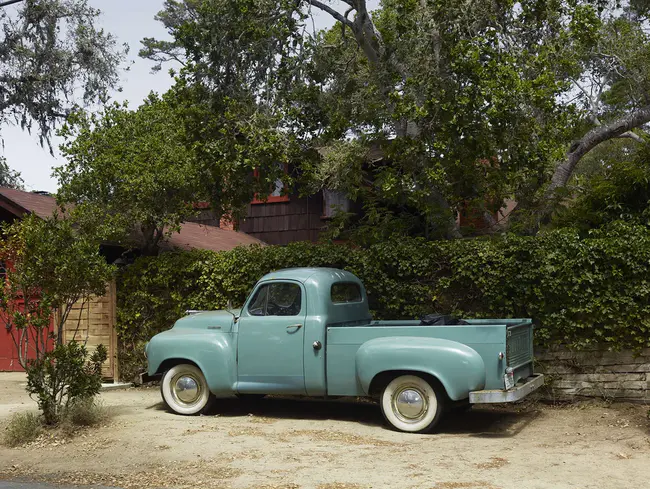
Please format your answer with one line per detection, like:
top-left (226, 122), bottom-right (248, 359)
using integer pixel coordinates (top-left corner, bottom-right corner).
top-left (117, 223), bottom-right (650, 380)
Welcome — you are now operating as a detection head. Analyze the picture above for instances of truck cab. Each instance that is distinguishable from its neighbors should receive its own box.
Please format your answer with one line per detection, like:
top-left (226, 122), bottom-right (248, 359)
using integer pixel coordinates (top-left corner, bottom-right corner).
top-left (145, 268), bottom-right (543, 433)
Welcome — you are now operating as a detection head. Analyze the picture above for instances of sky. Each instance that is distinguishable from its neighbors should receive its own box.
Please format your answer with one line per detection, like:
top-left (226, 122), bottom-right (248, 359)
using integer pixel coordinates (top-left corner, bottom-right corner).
top-left (1, 0), bottom-right (373, 193)
top-left (1, 1), bottom-right (177, 192)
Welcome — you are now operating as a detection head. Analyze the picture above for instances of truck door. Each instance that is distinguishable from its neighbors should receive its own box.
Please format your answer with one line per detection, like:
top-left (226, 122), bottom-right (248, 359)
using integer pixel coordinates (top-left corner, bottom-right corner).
top-left (236, 280), bottom-right (306, 394)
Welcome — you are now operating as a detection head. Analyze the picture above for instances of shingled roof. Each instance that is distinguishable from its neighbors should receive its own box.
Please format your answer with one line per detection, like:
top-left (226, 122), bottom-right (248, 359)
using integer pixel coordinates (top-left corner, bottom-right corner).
top-left (0, 187), bottom-right (264, 252)
top-left (164, 221), bottom-right (263, 251)
top-left (0, 187), bottom-right (59, 219)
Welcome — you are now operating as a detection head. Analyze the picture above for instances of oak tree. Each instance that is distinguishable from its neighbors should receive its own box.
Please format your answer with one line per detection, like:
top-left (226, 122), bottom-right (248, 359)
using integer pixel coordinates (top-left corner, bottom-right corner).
top-left (0, 0), bottom-right (125, 146)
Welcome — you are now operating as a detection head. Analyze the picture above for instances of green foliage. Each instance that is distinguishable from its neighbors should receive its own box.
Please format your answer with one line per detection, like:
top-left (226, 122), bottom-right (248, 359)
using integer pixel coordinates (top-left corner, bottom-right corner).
top-left (0, 214), bottom-right (115, 345)
top-left (140, 0), bottom-right (310, 227)
top-left (26, 342), bottom-right (107, 425)
top-left (553, 144), bottom-right (650, 230)
top-left (0, 214), bottom-right (114, 424)
top-left (2, 412), bottom-right (43, 448)
top-left (0, 0), bottom-right (125, 145)
top-left (0, 157), bottom-right (23, 189)
top-left (118, 226), bottom-right (650, 376)
top-left (141, 0), bottom-right (610, 237)
top-left (56, 95), bottom-right (205, 255)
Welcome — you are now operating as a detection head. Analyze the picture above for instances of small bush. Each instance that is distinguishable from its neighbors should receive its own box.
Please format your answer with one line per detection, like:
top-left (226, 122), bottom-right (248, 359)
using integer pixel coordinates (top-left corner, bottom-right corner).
top-left (26, 341), bottom-right (108, 425)
top-left (2, 412), bottom-right (43, 447)
top-left (63, 398), bottom-right (110, 428)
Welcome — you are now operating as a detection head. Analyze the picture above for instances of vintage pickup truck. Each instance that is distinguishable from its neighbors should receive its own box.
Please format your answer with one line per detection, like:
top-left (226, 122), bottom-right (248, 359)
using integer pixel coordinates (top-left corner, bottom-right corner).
top-left (144, 268), bottom-right (543, 433)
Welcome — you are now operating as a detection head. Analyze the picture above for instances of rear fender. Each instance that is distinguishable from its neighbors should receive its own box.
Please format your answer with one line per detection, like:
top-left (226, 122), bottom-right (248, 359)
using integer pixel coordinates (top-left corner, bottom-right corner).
top-left (146, 331), bottom-right (236, 396)
top-left (355, 336), bottom-right (486, 401)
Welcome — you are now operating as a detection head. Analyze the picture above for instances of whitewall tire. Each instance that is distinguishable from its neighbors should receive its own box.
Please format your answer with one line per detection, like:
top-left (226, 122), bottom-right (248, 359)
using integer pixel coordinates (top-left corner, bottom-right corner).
top-left (161, 364), bottom-right (212, 415)
top-left (380, 374), bottom-right (444, 433)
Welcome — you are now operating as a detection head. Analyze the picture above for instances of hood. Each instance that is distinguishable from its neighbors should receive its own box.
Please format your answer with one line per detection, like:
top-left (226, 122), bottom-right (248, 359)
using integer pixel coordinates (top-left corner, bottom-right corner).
top-left (171, 309), bottom-right (240, 332)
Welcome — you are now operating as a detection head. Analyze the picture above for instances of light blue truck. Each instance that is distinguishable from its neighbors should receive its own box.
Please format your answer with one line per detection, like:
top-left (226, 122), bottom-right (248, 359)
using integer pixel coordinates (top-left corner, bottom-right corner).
top-left (144, 268), bottom-right (543, 433)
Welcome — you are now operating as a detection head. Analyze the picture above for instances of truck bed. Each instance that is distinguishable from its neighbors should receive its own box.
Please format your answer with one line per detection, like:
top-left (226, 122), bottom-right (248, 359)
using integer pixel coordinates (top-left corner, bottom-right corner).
top-left (325, 319), bottom-right (533, 397)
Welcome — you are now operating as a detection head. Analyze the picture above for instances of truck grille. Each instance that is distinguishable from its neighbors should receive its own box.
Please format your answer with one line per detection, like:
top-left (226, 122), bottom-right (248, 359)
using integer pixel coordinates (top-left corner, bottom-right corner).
top-left (506, 324), bottom-right (533, 368)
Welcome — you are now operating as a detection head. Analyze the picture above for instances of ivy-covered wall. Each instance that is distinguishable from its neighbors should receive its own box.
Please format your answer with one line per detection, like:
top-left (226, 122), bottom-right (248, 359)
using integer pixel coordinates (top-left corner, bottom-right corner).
top-left (117, 224), bottom-right (650, 381)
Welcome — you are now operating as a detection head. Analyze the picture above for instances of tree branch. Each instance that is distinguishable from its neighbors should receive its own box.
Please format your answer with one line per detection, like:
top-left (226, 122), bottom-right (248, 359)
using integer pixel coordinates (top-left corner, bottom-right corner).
top-left (616, 130), bottom-right (645, 143)
top-left (307, 0), bottom-right (353, 28)
top-left (0, 0), bottom-right (24, 7)
top-left (548, 105), bottom-right (650, 194)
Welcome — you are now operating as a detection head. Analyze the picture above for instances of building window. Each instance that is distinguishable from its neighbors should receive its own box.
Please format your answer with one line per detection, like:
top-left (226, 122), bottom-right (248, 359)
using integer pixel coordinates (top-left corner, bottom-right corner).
top-left (252, 163), bottom-right (290, 204)
top-left (322, 189), bottom-right (350, 218)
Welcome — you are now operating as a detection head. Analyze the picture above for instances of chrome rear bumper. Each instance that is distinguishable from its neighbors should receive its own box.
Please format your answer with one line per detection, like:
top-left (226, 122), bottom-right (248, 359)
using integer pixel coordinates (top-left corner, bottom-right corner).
top-left (469, 374), bottom-right (544, 404)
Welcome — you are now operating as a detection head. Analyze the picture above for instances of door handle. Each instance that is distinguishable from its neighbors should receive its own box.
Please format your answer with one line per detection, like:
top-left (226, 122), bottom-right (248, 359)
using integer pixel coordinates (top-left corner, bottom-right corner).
top-left (286, 324), bottom-right (303, 331)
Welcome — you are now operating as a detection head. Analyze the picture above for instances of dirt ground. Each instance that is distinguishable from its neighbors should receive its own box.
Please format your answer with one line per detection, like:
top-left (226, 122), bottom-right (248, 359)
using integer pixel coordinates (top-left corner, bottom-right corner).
top-left (0, 372), bottom-right (649, 489)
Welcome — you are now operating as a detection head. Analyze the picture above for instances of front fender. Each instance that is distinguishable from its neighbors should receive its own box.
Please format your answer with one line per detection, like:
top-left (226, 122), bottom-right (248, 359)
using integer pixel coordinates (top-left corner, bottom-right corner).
top-left (146, 330), bottom-right (237, 397)
top-left (355, 336), bottom-right (486, 401)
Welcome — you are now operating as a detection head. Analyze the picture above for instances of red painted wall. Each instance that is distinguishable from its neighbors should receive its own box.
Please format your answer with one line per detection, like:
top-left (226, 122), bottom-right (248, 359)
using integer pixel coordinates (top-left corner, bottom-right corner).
top-left (0, 301), bottom-right (54, 372)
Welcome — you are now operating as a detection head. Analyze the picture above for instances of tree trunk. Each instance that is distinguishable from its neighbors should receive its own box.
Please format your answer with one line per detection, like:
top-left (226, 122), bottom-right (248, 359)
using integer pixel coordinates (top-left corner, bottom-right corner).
top-left (547, 105), bottom-right (650, 196)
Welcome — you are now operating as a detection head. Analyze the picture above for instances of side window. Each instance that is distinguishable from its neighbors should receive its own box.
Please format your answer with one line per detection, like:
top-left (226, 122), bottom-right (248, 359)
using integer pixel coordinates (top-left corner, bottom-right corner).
top-left (331, 282), bottom-right (362, 304)
top-left (267, 283), bottom-right (302, 316)
top-left (248, 285), bottom-right (268, 316)
top-left (247, 282), bottom-right (302, 316)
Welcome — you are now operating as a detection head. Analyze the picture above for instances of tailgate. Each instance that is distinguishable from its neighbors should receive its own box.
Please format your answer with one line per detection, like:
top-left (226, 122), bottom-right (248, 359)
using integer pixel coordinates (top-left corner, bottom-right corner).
top-left (506, 322), bottom-right (534, 384)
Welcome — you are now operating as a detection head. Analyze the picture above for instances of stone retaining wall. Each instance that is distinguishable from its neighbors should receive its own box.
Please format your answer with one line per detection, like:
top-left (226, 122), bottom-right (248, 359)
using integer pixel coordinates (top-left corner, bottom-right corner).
top-left (535, 348), bottom-right (650, 402)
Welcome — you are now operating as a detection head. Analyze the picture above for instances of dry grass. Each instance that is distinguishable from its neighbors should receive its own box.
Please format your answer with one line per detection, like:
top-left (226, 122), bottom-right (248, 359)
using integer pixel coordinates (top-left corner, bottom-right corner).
top-left (228, 426), bottom-right (265, 437)
top-left (290, 429), bottom-right (398, 447)
top-left (2, 411), bottom-right (43, 447)
top-left (251, 484), bottom-right (301, 489)
top-left (63, 398), bottom-right (110, 427)
top-left (248, 416), bottom-right (277, 424)
top-left (2, 460), bottom-right (241, 489)
top-left (431, 482), bottom-right (499, 489)
top-left (317, 484), bottom-right (366, 489)
top-left (475, 457), bottom-right (509, 469)
top-left (2, 398), bottom-right (111, 448)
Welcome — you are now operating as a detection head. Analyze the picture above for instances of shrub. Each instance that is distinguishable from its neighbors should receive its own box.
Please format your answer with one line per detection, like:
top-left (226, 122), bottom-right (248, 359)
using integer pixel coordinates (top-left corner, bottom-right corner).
top-left (117, 223), bottom-right (650, 377)
top-left (26, 342), bottom-right (108, 425)
top-left (2, 412), bottom-right (42, 447)
top-left (0, 213), bottom-right (115, 425)
top-left (60, 398), bottom-right (110, 436)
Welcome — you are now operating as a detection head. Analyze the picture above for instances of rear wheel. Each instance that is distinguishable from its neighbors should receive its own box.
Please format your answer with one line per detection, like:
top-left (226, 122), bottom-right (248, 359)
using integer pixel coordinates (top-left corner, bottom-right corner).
top-left (161, 364), bottom-right (213, 415)
top-left (380, 374), bottom-right (444, 433)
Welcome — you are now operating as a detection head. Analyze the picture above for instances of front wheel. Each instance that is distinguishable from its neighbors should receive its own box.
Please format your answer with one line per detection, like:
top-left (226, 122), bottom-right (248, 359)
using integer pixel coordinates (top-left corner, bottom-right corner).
top-left (380, 374), bottom-right (444, 433)
top-left (161, 364), bottom-right (213, 415)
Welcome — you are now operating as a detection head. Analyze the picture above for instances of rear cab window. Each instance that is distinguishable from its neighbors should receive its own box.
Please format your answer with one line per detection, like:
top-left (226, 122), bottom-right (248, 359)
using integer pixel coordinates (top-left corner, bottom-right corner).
top-left (331, 282), bottom-right (362, 304)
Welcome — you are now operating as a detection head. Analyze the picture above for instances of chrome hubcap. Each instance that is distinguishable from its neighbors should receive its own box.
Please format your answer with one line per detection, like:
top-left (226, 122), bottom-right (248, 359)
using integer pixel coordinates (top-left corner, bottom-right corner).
top-left (172, 374), bottom-right (201, 405)
top-left (392, 386), bottom-right (428, 423)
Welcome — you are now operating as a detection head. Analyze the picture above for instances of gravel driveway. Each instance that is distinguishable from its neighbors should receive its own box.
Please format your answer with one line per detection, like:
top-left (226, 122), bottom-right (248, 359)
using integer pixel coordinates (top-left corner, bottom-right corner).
top-left (0, 373), bottom-right (649, 489)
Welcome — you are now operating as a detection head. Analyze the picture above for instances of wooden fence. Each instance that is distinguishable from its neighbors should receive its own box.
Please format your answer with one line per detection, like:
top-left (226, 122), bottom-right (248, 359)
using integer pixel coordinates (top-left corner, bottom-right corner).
top-left (57, 280), bottom-right (119, 381)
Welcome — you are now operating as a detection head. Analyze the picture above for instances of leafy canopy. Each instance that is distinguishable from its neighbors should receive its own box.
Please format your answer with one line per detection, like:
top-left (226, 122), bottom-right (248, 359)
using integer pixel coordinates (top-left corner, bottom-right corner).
top-left (0, 213), bottom-right (114, 343)
top-left (553, 144), bottom-right (650, 230)
top-left (0, 0), bottom-right (125, 146)
top-left (56, 95), bottom-right (205, 254)
top-left (142, 0), bottom-right (644, 238)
